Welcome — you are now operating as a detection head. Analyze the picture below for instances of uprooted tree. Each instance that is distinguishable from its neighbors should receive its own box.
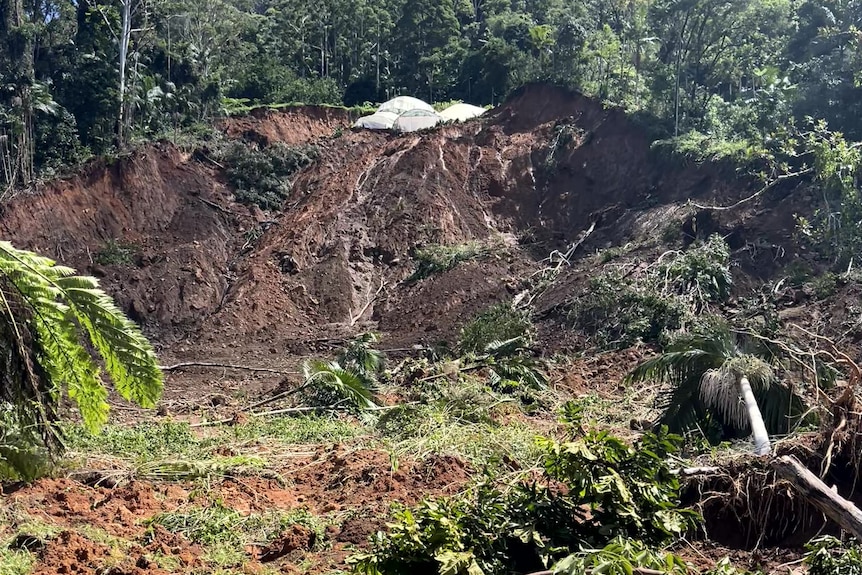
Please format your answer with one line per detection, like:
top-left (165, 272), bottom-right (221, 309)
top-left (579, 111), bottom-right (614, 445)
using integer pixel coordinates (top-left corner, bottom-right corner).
top-left (626, 321), bottom-right (804, 455)
top-left (0, 241), bottom-right (163, 479)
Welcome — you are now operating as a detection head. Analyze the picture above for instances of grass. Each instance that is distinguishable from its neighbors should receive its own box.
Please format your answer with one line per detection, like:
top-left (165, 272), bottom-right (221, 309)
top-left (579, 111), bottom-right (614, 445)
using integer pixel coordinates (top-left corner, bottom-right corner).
top-left (378, 402), bottom-right (545, 472)
top-left (66, 414), bottom-right (364, 461)
top-left (65, 421), bottom-right (213, 461)
top-left (148, 500), bottom-right (329, 569)
top-left (409, 239), bottom-right (498, 281)
top-left (0, 548), bottom-right (35, 575)
top-left (231, 414), bottom-right (365, 444)
top-left (62, 414), bottom-right (369, 484)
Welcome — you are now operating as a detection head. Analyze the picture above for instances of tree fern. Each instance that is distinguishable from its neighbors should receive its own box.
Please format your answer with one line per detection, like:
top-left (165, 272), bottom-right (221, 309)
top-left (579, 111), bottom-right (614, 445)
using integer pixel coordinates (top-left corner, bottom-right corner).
top-left (0, 241), bottom-right (163, 474)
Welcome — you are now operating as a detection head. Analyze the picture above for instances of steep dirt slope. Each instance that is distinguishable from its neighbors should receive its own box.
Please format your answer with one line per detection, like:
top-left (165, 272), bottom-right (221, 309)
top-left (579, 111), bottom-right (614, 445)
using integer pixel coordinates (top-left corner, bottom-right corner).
top-left (0, 145), bottom-right (257, 343)
top-left (0, 84), bottom-right (800, 354)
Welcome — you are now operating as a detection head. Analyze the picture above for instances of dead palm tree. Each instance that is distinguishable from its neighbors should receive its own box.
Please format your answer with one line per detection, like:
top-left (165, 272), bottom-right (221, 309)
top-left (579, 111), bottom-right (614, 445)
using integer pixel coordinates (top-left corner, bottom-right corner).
top-left (626, 324), bottom-right (804, 456)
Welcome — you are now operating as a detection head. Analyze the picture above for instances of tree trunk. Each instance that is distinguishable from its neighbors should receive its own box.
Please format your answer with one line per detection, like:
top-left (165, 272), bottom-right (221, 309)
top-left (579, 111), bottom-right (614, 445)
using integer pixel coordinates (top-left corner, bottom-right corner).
top-left (0, 0), bottom-right (35, 187)
top-left (118, 0), bottom-right (133, 146)
top-left (772, 455), bottom-right (862, 540)
top-left (738, 375), bottom-right (771, 456)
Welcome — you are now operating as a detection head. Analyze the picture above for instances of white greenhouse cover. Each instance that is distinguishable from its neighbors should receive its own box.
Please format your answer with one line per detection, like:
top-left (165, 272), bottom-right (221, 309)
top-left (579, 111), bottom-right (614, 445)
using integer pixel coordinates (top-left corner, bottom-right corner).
top-left (377, 96), bottom-right (434, 116)
top-left (393, 109), bottom-right (443, 133)
top-left (439, 103), bottom-right (486, 122)
top-left (354, 111), bottom-right (399, 130)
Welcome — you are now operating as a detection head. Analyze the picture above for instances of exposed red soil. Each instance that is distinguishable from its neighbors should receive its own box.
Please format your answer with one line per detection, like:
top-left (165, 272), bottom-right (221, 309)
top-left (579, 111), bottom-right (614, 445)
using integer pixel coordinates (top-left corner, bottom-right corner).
top-left (0, 83), bottom-right (792, 355)
top-left (1, 83), bottom-right (857, 574)
top-left (218, 106), bottom-right (354, 146)
top-left (1, 448), bottom-right (469, 574)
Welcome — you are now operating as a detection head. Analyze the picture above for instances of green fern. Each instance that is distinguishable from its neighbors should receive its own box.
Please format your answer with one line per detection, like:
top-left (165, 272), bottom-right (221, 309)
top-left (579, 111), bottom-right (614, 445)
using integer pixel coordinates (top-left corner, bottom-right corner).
top-left (0, 241), bottom-right (163, 474)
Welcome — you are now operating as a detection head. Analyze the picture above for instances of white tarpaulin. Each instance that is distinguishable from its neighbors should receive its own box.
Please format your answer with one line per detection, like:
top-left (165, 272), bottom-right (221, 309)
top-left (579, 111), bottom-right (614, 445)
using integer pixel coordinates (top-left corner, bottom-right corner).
top-left (439, 103), bottom-right (486, 122)
top-left (377, 96), bottom-right (434, 116)
top-left (353, 111), bottom-right (399, 130)
top-left (393, 109), bottom-right (443, 132)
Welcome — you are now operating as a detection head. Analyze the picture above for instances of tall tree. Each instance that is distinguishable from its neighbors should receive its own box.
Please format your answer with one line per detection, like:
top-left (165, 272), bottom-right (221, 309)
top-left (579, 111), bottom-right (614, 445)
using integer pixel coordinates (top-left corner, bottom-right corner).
top-left (0, 0), bottom-right (35, 189)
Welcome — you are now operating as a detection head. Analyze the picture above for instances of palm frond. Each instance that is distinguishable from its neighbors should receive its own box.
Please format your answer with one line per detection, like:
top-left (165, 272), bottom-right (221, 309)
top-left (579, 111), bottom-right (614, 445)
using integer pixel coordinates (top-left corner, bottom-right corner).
top-left (0, 241), bottom-right (163, 457)
top-left (484, 337), bottom-right (526, 358)
top-left (303, 359), bottom-right (377, 410)
top-left (338, 332), bottom-right (384, 382)
top-left (699, 369), bottom-right (748, 430)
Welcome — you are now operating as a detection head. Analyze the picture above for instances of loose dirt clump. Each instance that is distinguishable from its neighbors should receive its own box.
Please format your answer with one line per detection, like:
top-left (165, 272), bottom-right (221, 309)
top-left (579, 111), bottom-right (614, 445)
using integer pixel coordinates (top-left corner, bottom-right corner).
top-left (285, 448), bottom-right (470, 512)
top-left (256, 524), bottom-right (316, 562)
top-left (31, 531), bottom-right (111, 575)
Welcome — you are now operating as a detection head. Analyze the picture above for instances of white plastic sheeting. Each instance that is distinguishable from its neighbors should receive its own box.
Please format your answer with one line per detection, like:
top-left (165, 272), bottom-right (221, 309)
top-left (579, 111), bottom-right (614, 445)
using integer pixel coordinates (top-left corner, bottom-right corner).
top-left (353, 111), bottom-right (399, 130)
top-left (377, 96), bottom-right (434, 116)
top-left (392, 109), bottom-right (443, 132)
top-left (439, 103), bottom-right (486, 122)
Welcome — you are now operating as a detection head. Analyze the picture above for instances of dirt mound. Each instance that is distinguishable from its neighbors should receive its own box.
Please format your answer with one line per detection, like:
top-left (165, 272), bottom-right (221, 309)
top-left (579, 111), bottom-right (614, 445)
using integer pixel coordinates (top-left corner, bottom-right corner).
top-left (0, 144), bottom-right (255, 342)
top-left (286, 449), bottom-right (469, 512)
top-left (257, 524), bottom-right (316, 562)
top-left (219, 105), bottom-right (353, 146)
top-left (2, 448), bottom-right (469, 574)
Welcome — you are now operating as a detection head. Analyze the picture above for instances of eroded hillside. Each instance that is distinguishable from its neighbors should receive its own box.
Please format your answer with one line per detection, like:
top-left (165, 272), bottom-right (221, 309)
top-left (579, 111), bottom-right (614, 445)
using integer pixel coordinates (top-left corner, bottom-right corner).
top-left (4, 84), bottom-right (827, 359)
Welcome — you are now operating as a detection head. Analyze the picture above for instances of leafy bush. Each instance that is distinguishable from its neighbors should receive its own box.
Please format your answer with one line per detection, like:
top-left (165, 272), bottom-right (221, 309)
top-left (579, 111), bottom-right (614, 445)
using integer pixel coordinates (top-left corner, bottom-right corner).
top-left (94, 239), bottom-right (138, 266)
top-left (791, 122), bottom-right (862, 267)
top-left (569, 235), bottom-right (732, 348)
top-left (351, 409), bottom-right (698, 575)
top-left (805, 536), bottom-right (862, 575)
top-left (651, 130), bottom-right (761, 164)
top-left (458, 304), bottom-right (534, 355)
top-left (570, 272), bottom-right (687, 348)
top-left (409, 240), bottom-right (493, 281)
top-left (810, 272), bottom-right (839, 300)
top-left (660, 234), bottom-right (733, 307)
top-left (218, 141), bottom-right (319, 210)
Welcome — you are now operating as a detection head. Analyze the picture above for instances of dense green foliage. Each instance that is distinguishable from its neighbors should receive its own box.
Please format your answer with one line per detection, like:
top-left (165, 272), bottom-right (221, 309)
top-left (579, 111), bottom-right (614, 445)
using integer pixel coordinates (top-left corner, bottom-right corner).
top-left (0, 242), bottom-right (163, 479)
top-left (216, 141), bottom-right (319, 210)
top-left (805, 536), bottom-right (862, 575)
top-left (2, 0), bottom-right (861, 193)
top-left (570, 235), bottom-right (732, 348)
top-left (351, 406), bottom-right (697, 575)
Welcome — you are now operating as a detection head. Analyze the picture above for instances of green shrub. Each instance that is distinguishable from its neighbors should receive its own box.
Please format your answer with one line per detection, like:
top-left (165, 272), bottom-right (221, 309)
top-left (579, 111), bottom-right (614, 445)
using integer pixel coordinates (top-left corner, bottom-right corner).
top-left (218, 141), bottom-right (319, 210)
top-left (94, 239), bottom-right (138, 266)
top-left (805, 536), bottom-right (862, 575)
top-left (569, 272), bottom-right (687, 348)
top-left (350, 413), bottom-right (697, 575)
top-left (660, 234), bottom-right (733, 306)
top-left (409, 240), bottom-right (493, 281)
top-left (651, 130), bottom-right (760, 164)
top-left (569, 235), bottom-right (732, 349)
top-left (458, 304), bottom-right (534, 355)
top-left (810, 272), bottom-right (839, 300)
